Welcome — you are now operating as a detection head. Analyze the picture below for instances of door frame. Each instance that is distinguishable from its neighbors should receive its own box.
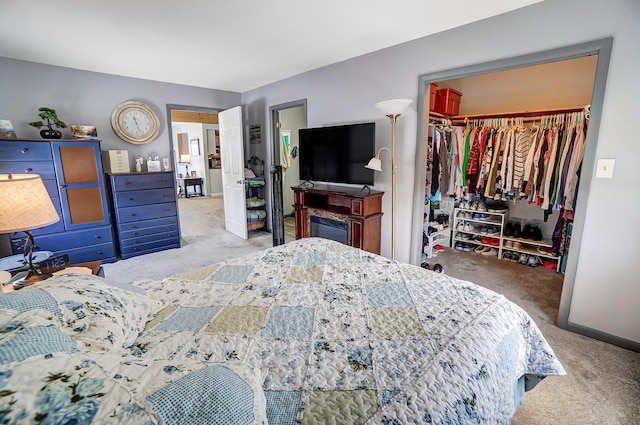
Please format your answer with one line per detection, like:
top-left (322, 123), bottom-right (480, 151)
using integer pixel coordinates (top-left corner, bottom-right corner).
top-left (411, 38), bottom-right (613, 334)
top-left (268, 99), bottom-right (308, 235)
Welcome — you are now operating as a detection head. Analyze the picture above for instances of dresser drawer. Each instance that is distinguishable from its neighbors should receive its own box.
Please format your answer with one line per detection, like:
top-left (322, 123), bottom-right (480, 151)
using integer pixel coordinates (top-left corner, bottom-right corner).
top-left (16, 226), bottom-right (113, 251)
top-left (0, 161), bottom-right (56, 180)
top-left (117, 216), bottom-right (179, 232)
top-left (121, 231), bottom-right (180, 248)
top-left (60, 243), bottom-right (116, 264)
top-left (112, 173), bottom-right (174, 191)
top-left (114, 187), bottom-right (176, 208)
top-left (0, 141), bottom-right (53, 161)
top-left (121, 237), bottom-right (180, 259)
top-left (120, 223), bottom-right (179, 239)
top-left (117, 203), bottom-right (177, 223)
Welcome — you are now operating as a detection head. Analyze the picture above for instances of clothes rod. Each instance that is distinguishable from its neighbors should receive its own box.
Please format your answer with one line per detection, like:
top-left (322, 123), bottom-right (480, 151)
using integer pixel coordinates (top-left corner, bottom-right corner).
top-left (431, 105), bottom-right (588, 121)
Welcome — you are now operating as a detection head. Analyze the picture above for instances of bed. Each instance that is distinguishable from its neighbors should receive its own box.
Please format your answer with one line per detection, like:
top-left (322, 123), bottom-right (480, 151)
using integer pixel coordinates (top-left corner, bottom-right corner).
top-left (0, 237), bottom-right (565, 424)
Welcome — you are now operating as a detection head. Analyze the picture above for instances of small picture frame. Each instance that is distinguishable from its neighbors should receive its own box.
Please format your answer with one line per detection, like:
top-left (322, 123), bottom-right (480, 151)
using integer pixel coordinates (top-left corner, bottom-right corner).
top-left (71, 125), bottom-right (98, 140)
top-left (190, 138), bottom-right (200, 156)
top-left (249, 124), bottom-right (261, 144)
top-left (0, 119), bottom-right (17, 139)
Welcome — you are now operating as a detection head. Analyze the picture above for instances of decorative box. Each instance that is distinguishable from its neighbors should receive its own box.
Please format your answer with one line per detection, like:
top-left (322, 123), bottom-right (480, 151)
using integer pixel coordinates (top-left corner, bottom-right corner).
top-left (101, 150), bottom-right (130, 173)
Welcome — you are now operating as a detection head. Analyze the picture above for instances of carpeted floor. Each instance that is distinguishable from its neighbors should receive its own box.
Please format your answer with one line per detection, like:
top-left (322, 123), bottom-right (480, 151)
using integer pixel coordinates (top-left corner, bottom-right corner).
top-left (103, 196), bottom-right (640, 424)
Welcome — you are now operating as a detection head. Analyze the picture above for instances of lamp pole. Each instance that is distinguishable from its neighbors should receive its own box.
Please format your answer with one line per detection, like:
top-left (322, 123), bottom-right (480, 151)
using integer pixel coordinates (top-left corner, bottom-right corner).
top-left (388, 113), bottom-right (399, 260)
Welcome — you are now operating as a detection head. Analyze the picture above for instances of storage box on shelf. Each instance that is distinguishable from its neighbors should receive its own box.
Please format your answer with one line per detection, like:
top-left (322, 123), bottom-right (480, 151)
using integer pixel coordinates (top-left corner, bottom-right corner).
top-left (452, 207), bottom-right (508, 257)
top-left (434, 88), bottom-right (463, 116)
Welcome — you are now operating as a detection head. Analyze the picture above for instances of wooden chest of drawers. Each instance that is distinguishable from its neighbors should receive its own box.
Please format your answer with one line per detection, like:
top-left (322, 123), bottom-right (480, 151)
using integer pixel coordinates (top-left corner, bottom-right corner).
top-left (108, 172), bottom-right (181, 259)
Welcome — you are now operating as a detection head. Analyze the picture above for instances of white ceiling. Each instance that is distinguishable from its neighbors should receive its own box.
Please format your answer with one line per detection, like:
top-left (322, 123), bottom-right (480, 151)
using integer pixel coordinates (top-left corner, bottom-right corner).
top-left (0, 0), bottom-right (541, 92)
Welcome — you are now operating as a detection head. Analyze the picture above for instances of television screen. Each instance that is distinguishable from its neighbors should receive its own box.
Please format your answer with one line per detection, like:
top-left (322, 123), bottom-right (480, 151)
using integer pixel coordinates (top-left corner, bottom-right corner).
top-left (298, 122), bottom-right (375, 186)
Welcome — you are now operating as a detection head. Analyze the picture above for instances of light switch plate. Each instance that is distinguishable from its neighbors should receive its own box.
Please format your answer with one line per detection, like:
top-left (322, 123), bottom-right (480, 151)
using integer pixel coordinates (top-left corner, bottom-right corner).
top-left (595, 158), bottom-right (615, 179)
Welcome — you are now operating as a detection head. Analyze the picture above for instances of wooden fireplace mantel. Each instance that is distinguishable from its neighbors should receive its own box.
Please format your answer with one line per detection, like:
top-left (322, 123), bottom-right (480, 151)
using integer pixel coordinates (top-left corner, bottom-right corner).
top-left (292, 185), bottom-right (384, 254)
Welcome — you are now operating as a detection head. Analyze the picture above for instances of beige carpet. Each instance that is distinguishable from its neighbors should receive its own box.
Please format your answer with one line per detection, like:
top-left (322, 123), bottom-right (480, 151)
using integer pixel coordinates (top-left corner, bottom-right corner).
top-left (103, 197), bottom-right (640, 424)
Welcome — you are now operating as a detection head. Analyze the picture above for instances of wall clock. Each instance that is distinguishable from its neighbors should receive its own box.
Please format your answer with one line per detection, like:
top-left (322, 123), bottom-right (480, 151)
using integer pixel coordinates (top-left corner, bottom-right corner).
top-left (111, 100), bottom-right (161, 144)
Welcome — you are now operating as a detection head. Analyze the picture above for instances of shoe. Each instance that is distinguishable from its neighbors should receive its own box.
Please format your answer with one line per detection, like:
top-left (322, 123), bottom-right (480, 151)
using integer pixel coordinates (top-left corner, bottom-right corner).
top-left (477, 202), bottom-right (487, 212)
top-left (527, 255), bottom-right (542, 267)
top-left (434, 245), bottom-right (445, 252)
top-left (513, 223), bottom-right (522, 238)
top-left (481, 247), bottom-right (497, 256)
top-left (502, 252), bottom-right (513, 261)
top-left (421, 262), bottom-right (430, 270)
top-left (522, 224), bottom-right (533, 239)
top-left (457, 222), bottom-right (465, 231)
top-left (457, 232), bottom-right (468, 241)
top-left (504, 240), bottom-right (513, 248)
top-left (463, 243), bottom-right (473, 252)
top-left (459, 200), bottom-right (469, 209)
top-left (537, 246), bottom-right (553, 254)
top-left (489, 238), bottom-right (500, 247)
top-left (486, 226), bottom-right (498, 235)
top-left (432, 263), bottom-right (444, 273)
top-left (513, 241), bottom-right (523, 249)
top-left (531, 226), bottom-right (543, 241)
top-left (504, 222), bottom-right (514, 237)
top-left (455, 242), bottom-right (464, 251)
top-left (518, 253), bottom-right (529, 265)
top-left (542, 260), bottom-right (557, 270)
top-left (464, 212), bottom-right (473, 219)
top-left (474, 245), bottom-right (485, 253)
top-left (480, 226), bottom-right (488, 234)
top-left (464, 222), bottom-right (474, 232)
top-left (470, 201), bottom-right (478, 210)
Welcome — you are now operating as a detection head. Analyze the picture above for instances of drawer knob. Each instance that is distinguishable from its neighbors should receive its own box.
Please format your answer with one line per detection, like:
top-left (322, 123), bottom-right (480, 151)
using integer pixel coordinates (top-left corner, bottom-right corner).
top-left (129, 213), bottom-right (136, 216)
top-left (128, 197), bottom-right (134, 201)
top-left (131, 232), bottom-right (138, 236)
top-left (20, 148), bottom-right (28, 154)
top-left (97, 251), bottom-right (103, 255)
top-left (124, 181), bottom-right (131, 185)
top-left (133, 240), bottom-right (138, 244)
top-left (94, 235), bottom-right (101, 239)
top-left (25, 167), bottom-right (33, 173)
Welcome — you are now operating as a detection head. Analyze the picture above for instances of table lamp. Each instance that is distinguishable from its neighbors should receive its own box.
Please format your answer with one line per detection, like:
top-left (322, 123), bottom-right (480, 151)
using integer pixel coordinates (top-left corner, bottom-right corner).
top-left (0, 174), bottom-right (60, 277)
top-left (179, 154), bottom-right (191, 177)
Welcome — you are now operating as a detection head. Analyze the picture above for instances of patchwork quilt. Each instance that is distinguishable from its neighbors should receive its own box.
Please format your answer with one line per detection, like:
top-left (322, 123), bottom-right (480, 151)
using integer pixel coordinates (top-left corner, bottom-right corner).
top-left (0, 237), bottom-right (565, 424)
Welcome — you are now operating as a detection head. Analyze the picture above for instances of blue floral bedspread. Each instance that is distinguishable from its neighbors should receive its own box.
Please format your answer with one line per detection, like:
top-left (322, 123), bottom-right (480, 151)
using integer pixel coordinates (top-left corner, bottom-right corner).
top-left (0, 238), bottom-right (565, 424)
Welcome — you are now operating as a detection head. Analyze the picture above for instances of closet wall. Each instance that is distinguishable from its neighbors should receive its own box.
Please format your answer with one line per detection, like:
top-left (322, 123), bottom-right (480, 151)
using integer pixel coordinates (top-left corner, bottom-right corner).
top-left (431, 55), bottom-right (597, 242)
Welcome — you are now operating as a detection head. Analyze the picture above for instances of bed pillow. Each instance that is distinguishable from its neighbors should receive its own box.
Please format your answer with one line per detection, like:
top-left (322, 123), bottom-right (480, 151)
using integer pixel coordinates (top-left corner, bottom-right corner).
top-left (0, 352), bottom-right (154, 424)
top-left (3, 273), bottom-right (155, 352)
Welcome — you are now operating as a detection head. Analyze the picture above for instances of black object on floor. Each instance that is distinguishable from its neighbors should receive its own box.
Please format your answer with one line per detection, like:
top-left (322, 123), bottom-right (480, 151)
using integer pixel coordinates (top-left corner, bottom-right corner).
top-left (433, 263), bottom-right (444, 273)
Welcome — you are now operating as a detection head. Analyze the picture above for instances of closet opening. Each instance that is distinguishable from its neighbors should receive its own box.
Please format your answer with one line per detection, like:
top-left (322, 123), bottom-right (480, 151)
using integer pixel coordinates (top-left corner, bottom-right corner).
top-left (410, 38), bottom-right (613, 336)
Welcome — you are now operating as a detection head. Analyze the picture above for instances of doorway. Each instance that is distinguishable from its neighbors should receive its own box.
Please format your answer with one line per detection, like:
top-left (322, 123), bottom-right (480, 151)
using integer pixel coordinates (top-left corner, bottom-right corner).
top-left (269, 99), bottom-right (308, 241)
top-left (166, 104), bottom-right (222, 234)
top-left (410, 38), bottom-right (613, 335)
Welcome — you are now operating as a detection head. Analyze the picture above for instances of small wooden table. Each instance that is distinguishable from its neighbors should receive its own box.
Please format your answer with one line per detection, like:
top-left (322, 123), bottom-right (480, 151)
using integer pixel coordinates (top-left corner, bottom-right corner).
top-left (179, 177), bottom-right (204, 198)
top-left (1, 260), bottom-right (103, 293)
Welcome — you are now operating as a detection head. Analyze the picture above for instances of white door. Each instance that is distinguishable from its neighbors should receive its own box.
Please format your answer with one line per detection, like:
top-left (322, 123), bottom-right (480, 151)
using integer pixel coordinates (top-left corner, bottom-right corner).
top-left (219, 106), bottom-right (248, 239)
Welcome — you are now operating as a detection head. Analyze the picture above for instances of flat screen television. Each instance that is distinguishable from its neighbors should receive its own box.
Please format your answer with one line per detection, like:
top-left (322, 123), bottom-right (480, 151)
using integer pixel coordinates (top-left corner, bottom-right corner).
top-left (298, 122), bottom-right (375, 186)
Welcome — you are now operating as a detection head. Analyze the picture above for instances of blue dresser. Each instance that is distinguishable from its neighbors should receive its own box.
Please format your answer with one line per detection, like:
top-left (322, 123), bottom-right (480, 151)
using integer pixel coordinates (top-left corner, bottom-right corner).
top-left (0, 139), bottom-right (116, 263)
top-left (108, 172), bottom-right (181, 259)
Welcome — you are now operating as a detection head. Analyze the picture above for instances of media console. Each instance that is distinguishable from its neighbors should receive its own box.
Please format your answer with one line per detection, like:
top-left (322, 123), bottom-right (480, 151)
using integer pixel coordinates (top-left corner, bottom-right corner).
top-left (292, 185), bottom-right (384, 254)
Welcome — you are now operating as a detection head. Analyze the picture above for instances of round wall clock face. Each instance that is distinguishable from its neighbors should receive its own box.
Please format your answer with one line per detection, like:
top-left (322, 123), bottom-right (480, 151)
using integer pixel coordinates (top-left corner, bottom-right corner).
top-left (111, 100), bottom-right (161, 144)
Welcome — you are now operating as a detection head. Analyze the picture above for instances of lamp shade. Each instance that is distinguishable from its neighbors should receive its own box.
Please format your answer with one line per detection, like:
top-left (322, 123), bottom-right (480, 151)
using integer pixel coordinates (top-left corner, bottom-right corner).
top-left (179, 154), bottom-right (191, 164)
top-left (0, 174), bottom-right (60, 233)
top-left (375, 98), bottom-right (413, 115)
top-left (365, 157), bottom-right (383, 172)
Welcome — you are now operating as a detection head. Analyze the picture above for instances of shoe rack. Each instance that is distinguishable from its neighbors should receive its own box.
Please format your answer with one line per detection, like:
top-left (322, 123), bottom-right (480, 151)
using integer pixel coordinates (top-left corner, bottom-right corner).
top-left (502, 232), bottom-right (558, 269)
top-left (424, 226), bottom-right (451, 258)
top-left (452, 207), bottom-right (508, 257)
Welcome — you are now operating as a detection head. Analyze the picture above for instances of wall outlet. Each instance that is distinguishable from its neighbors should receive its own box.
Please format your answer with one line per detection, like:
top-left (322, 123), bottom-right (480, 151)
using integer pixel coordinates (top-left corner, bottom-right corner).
top-left (595, 158), bottom-right (615, 179)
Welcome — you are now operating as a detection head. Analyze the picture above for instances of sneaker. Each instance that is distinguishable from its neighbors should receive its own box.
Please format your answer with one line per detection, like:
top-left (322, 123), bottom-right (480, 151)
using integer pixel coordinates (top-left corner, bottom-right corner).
top-left (477, 202), bottom-right (487, 212)
top-left (481, 247), bottom-right (497, 256)
top-left (421, 262), bottom-right (430, 270)
top-left (489, 237), bottom-right (500, 247)
top-left (457, 222), bottom-right (465, 231)
top-left (463, 243), bottom-right (472, 252)
top-left (459, 201), bottom-right (469, 209)
top-left (464, 212), bottom-right (473, 219)
top-left (486, 226), bottom-right (498, 235)
top-left (470, 201), bottom-right (478, 210)
top-left (464, 222), bottom-right (474, 232)
top-left (518, 253), bottom-right (529, 265)
top-left (502, 252), bottom-right (513, 261)
top-left (527, 255), bottom-right (542, 267)
top-left (474, 245), bottom-right (485, 253)
top-left (513, 241), bottom-right (523, 249)
top-left (432, 263), bottom-right (444, 273)
top-left (504, 240), bottom-right (513, 248)
top-left (434, 245), bottom-right (445, 252)
top-left (455, 242), bottom-right (464, 251)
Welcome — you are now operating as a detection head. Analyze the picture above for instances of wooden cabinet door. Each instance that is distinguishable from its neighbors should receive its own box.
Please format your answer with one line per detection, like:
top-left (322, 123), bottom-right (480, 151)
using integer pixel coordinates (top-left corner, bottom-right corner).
top-left (53, 142), bottom-right (110, 229)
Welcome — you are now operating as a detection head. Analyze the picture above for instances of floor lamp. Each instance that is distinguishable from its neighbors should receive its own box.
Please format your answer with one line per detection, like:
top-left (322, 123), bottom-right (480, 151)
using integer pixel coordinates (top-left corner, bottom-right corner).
top-left (366, 98), bottom-right (413, 260)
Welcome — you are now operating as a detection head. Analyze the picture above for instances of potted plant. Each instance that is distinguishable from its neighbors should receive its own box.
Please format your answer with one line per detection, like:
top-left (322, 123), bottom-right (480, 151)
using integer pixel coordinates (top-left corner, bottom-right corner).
top-left (29, 107), bottom-right (67, 139)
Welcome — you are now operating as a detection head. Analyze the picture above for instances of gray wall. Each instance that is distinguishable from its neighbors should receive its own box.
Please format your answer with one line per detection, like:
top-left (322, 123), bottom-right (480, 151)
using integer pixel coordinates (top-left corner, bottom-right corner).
top-left (242, 0), bottom-right (640, 345)
top-left (0, 58), bottom-right (241, 168)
